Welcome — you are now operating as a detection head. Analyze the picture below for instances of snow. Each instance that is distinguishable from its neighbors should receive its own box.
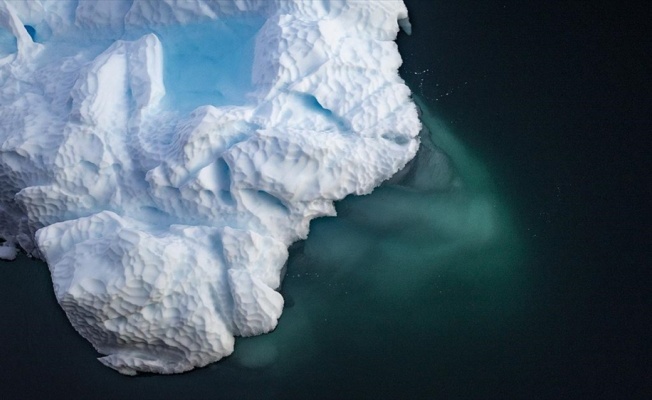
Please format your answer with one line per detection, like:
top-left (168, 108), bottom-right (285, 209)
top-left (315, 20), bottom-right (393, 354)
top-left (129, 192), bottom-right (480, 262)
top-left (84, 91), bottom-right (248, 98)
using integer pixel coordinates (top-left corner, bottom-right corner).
top-left (0, 0), bottom-right (419, 374)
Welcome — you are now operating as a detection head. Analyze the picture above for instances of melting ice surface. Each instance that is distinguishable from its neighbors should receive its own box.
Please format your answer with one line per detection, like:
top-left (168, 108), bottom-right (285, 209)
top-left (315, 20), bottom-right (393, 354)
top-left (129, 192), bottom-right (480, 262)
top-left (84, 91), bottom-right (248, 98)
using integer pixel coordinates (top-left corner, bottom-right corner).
top-left (0, 0), bottom-right (420, 374)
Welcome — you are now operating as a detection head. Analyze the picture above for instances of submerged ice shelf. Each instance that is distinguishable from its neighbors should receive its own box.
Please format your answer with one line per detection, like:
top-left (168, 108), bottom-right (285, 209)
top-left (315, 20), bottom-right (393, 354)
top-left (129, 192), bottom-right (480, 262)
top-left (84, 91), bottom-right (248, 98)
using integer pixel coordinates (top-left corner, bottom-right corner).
top-left (0, 0), bottom-right (420, 374)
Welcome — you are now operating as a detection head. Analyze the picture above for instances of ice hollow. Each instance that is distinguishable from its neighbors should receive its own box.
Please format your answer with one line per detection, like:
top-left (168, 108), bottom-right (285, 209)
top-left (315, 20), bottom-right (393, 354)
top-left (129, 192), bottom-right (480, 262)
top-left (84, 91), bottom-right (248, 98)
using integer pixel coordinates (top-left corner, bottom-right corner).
top-left (0, 0), bottom-right (419, 374)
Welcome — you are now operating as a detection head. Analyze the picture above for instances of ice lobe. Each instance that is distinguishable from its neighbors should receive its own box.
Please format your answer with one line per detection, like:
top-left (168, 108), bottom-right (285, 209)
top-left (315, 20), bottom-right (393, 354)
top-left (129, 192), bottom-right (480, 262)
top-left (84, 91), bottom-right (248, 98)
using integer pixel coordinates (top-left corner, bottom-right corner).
top-left (0, 0), bottom-right (420, 374)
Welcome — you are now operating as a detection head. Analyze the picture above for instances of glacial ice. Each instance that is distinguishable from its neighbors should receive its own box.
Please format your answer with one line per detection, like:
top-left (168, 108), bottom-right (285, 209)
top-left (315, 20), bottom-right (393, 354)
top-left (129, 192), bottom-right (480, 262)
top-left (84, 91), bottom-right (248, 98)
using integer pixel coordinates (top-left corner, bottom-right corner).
top-left (0, 0), bottom-right (420, 374)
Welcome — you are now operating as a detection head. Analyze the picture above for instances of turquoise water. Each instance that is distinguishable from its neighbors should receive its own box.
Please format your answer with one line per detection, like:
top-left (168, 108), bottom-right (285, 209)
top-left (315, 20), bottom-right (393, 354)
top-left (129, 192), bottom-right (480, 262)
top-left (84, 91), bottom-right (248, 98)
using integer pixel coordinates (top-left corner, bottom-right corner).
top-left (0, 102), bottom-right (525, 397)
top-left (1, 1), bottom-right (647, 398)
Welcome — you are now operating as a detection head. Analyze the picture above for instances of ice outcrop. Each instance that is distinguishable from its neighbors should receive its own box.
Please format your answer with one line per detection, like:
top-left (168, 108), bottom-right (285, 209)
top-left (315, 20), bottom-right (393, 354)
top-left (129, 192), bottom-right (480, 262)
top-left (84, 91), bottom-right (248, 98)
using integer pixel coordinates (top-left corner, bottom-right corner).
top-left (0, 0), bottom-right (420, 374)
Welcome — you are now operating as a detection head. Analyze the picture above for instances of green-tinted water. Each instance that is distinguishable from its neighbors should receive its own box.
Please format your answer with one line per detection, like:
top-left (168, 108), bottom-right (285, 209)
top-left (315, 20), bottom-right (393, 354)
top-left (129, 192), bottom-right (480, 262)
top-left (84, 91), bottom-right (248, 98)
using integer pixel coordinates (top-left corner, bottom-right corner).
top-left (0, 85), bottom-right (526, 399)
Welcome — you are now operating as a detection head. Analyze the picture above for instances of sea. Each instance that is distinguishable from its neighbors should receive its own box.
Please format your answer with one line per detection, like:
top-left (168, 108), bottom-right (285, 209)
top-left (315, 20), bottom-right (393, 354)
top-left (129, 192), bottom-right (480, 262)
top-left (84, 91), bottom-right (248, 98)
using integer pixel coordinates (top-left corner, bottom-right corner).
top-left (1, 1), bottom-right (648, 398)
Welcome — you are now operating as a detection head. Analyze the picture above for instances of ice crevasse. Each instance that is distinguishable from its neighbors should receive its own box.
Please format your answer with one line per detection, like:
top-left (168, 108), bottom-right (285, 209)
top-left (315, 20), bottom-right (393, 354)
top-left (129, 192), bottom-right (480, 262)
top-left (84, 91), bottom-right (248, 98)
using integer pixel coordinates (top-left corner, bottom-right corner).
top-left (0, 0), bottom-right (420, 374)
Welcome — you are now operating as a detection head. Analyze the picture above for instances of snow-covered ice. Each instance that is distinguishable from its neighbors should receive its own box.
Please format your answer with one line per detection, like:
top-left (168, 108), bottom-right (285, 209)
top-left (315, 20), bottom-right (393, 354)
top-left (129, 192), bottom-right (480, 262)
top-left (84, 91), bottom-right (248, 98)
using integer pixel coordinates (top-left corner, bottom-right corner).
top-left (0, 0), bottom-right (420, 374)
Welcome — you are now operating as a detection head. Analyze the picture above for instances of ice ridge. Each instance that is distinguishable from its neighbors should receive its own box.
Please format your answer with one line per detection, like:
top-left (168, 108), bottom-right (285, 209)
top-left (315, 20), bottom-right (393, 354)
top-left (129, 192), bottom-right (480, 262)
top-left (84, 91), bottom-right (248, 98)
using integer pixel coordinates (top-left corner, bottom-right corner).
top-left (0, 0), bottom-right (420, 374)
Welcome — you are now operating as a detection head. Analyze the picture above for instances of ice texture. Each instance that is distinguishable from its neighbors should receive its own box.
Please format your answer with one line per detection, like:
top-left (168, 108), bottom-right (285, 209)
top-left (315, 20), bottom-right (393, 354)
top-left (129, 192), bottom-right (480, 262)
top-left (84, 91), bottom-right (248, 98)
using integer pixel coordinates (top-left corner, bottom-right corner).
top-left (0, 0), bottom-right (420, 374)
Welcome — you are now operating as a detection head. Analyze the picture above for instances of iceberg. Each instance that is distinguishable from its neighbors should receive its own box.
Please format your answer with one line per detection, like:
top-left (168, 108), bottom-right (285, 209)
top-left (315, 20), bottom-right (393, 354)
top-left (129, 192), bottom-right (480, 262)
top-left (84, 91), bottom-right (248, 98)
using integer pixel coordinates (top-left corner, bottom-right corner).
top-left (0, 0), bottom-right (420, 374)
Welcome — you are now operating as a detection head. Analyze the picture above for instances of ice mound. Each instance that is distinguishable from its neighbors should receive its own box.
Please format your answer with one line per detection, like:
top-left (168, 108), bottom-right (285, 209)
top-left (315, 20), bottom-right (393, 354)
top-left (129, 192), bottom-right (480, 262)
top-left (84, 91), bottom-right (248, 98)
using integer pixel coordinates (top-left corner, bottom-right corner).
top-left (0, 0), bottom-right (420, 374)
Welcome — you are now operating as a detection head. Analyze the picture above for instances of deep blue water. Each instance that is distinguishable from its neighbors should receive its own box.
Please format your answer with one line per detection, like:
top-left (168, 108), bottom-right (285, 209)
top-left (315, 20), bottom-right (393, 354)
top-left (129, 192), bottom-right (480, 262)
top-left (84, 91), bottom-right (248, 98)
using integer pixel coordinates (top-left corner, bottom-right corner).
top-left (1, 1), bottom-right (648, 398)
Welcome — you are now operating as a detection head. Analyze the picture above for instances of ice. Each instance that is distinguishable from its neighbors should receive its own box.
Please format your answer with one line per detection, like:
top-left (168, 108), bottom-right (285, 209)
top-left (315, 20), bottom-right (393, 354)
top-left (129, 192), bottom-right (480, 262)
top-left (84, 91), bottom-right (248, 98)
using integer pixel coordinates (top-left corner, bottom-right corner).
top-left (0, 242), bottom-right (17, 260)
top-left (0, 0), bottom-right (418, 374)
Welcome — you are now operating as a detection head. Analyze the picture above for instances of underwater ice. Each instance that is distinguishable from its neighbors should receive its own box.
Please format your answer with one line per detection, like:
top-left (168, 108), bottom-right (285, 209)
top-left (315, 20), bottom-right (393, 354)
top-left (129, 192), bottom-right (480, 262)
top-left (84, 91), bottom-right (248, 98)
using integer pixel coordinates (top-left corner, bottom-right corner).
top-left (0, 0), bottom-right (420, 374)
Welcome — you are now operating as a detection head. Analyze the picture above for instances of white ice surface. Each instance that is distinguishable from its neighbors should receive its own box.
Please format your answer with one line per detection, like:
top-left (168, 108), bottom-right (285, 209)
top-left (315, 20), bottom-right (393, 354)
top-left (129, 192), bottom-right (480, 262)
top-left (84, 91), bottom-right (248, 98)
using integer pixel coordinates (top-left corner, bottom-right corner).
top-left (0, 0), bottom-right (420, 374)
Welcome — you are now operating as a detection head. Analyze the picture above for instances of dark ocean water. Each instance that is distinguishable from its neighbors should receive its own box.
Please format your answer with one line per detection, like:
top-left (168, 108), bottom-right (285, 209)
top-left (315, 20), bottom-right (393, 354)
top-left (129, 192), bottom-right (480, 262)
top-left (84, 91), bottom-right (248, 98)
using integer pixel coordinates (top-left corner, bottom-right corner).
top-left (1, 1), bottom-right (648, 399)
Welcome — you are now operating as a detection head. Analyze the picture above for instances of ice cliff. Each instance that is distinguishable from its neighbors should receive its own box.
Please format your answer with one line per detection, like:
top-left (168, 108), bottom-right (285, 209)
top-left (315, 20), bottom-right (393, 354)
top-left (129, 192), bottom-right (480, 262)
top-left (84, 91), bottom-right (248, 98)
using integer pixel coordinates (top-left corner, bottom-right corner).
top-left (0, 0), bottom-right (420, 374)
